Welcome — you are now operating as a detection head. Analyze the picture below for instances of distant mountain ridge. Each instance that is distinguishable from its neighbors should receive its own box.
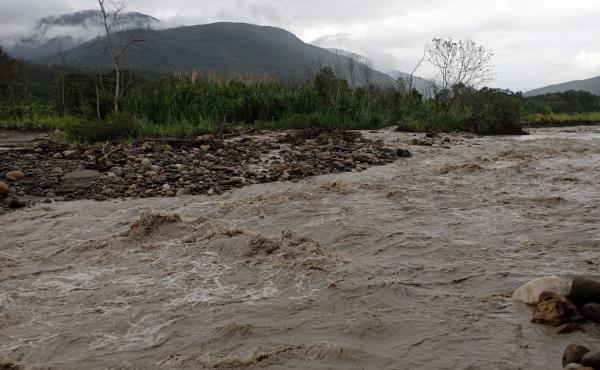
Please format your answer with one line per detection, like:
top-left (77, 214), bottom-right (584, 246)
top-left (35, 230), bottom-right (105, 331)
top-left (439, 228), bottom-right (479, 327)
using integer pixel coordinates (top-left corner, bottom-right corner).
top-left (38, 22), bottom-right (397, 86)
top-left (5, 10), bottom-right (159, 60)
top-left (526, 75), bottom-right (600, 96)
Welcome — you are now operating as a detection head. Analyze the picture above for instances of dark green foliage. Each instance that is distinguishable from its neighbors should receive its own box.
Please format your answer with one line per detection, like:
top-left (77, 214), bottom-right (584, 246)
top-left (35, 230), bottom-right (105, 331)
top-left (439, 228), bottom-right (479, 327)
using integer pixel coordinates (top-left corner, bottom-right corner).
top-left (461, 88), bottom-right (525, 134)
top-left (64, 112), bottom-right (138, 142)
top-left (524, 90), bottom-right (600, 114)
top-left (3, 47), bottom-right (600, 141)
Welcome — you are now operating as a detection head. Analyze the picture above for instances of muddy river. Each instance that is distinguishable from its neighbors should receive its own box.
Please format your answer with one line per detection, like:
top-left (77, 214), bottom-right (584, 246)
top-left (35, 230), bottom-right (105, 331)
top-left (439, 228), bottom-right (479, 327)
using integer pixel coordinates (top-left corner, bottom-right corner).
top-left (1, 126), bottom-right (600, 369)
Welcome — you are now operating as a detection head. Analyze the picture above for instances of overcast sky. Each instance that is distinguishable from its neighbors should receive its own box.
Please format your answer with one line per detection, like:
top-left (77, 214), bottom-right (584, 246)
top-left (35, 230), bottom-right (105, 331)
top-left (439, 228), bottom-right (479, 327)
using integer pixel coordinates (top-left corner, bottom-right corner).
top-left (1, 0), bottom-right (600, 91)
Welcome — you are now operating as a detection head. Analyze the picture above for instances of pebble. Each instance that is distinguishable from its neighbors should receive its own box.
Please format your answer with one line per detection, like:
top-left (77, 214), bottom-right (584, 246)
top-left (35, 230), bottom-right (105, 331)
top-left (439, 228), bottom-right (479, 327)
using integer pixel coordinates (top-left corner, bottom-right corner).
top-left (52, 167), bottom-right (63, 175)
top-left (141, 158), bottom-right (152, 167)
top-left (110, 166), bottom-right (123, 176)
top-left (0, 181), bottom-right (10, 196)
top-left (176, 188), bottom-right (190, 197)
top-left (5, 171), bottom-right (25, 182)
top-left (62, 150), bottom-right (80, 159)
top-left (7, 198), bottom-right (26, 209)
top-left (563, 345), bottom-right (591, 367)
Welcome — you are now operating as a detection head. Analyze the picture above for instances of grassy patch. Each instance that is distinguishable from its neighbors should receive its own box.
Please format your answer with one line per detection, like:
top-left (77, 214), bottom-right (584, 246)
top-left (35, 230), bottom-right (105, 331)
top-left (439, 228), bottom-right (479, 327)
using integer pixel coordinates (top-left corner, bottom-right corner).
top-left (0, 115), bottom-right (79, 131)
top-left (525, 112), bottom-right (600, 122)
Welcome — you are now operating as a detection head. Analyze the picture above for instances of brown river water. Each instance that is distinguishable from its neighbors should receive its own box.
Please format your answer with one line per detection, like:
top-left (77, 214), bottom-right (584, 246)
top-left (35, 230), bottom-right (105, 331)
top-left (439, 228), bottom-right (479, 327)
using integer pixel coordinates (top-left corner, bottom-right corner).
top-left (1, 126), bottom-right (600, 369)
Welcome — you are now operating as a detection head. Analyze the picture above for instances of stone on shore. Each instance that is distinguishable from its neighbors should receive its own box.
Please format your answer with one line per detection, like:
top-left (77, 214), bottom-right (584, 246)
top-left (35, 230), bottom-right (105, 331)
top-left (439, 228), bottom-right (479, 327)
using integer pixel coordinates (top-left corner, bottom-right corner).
top-left (580, 303), bottom-right (600, 323)
top-left (581, 352), bottom-right (600, 369)
top-left (557, 323), bottom-right (585, 334)
top-left (569, 276), bottom-right (600, 307)
top-left (5, 170), bottom-right (25, 182)
top-left (513, 276), bottom-right (572, 305)
top-left (563, 345), bottom-right (591, 367)
top-left (0, 181), bottom-right (10, 197)
top-left (531, 292), bottom-right (576, 326)
top-left (62, 149), bottom-right (80, 159)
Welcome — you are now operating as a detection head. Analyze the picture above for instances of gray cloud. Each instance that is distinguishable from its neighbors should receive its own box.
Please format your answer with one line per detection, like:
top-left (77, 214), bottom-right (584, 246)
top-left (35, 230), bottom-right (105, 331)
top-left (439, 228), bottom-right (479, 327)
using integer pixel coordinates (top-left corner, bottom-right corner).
top-left (1, 0), bottom-right (600, 91)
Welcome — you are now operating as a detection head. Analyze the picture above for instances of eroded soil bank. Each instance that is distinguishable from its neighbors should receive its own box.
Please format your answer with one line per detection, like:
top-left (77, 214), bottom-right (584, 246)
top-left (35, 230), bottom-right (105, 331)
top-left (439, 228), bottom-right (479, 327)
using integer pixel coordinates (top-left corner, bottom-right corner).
top-left (1, 126), bottom-right (600, 369)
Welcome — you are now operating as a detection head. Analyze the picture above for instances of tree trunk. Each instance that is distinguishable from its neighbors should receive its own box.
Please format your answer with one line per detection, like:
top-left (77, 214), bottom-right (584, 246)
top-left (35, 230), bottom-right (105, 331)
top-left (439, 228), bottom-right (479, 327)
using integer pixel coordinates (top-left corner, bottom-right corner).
top-left (114, 67), bottom-right (120, 113)
top-left (96, 84), bottom-right (101, 120)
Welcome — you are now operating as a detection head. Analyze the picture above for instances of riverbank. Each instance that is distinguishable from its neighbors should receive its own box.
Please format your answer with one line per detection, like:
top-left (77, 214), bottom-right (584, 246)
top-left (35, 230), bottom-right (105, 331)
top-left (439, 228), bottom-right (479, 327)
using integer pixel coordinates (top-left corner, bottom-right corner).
top-left (2, 125), bottom-right (599, 369)
top-left (0, 128), bottom-right (415, 214)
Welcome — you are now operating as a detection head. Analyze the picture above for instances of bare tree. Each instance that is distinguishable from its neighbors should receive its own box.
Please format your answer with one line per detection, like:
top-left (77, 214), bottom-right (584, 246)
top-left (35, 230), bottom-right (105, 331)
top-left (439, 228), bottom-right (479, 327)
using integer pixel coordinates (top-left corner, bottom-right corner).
top-left (333, 50), bottom-right (345, 112)
top-left (347, 54), bottom-right (359, 95)
top-left (360, 57), bottom-right (373, 106)
top-left (98, 0), bottom-right (144, 113)
top-left (397, 50), bottom-right (426, 98)
top-left (425, 37), bottom-right (493, 109)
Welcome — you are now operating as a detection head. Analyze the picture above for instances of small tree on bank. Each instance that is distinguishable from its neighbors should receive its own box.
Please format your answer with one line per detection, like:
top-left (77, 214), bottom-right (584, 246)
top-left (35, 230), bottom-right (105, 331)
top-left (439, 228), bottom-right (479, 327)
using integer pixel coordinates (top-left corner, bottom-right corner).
top-left (98, 0), bottom-right (144, 113)
top-left (425, 38), bottom-right (493, 112)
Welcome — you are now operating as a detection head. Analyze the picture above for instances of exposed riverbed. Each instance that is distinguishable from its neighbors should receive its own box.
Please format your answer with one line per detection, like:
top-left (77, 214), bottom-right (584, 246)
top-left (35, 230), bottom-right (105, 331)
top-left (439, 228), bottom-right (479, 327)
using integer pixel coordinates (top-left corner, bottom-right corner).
top-left (1, 126), bottom-right (600, 369)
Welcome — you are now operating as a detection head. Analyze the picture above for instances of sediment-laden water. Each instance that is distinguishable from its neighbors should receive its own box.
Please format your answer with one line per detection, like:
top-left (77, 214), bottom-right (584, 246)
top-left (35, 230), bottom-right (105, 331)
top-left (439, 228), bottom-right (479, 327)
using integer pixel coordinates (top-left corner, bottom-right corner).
top-left (1, 126), bottom-right (600, 369)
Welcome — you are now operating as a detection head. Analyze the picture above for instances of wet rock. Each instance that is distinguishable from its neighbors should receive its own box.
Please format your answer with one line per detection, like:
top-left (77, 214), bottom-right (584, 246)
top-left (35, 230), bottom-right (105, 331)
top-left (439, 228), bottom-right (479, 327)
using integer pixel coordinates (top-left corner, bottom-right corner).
top-left (141, 158), bottom-right (152, 167)
top-left (569, 277), bottom-right (600, 307)
top-left (582, 352), bottom-right (600, 369)
top-left (571, 315), bottom-right (588, 324)
top-left (0, 181), bottom-right (9, 197)
top-left (532, 292), bottom-right (576, 326)
top-left (52, 167), bottom-right (63, 175)
top-left (141, 142), bottom-right (154, 151)
top-left (62, 149), bottom-right (80, 159)
top-left (410, 138), bottom-right (433, 146)
top-left (513, 276), bottom-right (572, 305)
top-left (110, 166), bottom-right (123, 176)
top-left (5, 170), bottom-right (25, 182)
top-left (176, 188), bottom-right (190, 197)
top-left (52, 153), bottom-right (63, 159)
top-left (158, 144), bottom-right (173, 153)
top-left (0, 356), bottom-right (24, 370)
top-left (396, 148), bottom-right (412, 158)
top-left (563, 364), bottom-right (582, 370)
top-left (58, 169), bottom-right (101, 194)
top-left (7, 198), bottom-right (26, 209)
top-left (580, 303), bottom-right (600, 323)
top-left (557, 323), bottom-right (586, 334)
top-left (564, 345), bottom-right (591, 367)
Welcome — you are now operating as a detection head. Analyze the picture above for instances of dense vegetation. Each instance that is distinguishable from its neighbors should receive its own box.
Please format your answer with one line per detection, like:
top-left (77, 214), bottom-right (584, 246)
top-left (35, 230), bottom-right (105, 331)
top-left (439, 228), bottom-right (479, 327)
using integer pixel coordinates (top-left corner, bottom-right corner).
top-left (1, 47), bottom-right (599, 142)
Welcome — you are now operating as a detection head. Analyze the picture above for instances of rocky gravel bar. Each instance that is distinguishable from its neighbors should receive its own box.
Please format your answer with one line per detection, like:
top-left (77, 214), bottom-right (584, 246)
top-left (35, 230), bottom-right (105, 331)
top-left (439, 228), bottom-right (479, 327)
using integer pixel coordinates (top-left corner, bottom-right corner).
top-left (0, 129), bottom-right (411, 214)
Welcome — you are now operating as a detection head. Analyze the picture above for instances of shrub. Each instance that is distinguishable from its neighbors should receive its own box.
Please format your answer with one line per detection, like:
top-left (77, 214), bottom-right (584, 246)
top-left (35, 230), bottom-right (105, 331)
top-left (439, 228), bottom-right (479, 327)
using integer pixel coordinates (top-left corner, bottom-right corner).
top-left (65, 113), bottom-right (138, 142)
